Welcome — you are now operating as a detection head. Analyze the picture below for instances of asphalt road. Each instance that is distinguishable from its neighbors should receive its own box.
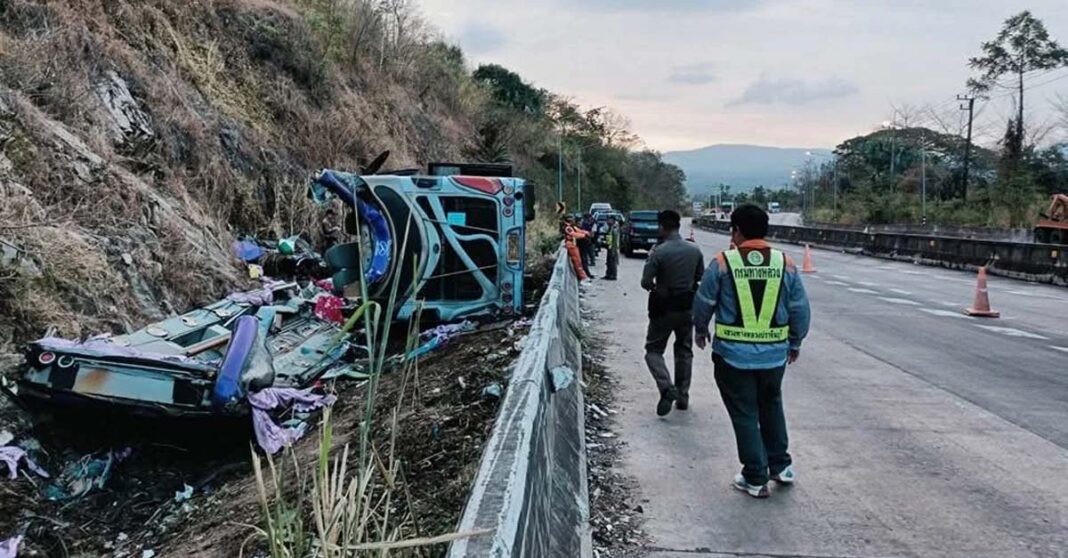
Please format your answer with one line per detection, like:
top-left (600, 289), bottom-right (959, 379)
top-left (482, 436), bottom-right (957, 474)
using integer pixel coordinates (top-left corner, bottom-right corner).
top-left (584, 222), bottom-right (1068, 558)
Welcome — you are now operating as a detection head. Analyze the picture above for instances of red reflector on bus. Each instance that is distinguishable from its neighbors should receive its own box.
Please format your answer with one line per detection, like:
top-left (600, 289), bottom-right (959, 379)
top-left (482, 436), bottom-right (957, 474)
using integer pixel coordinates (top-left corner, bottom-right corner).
top-left (453, 176), bottom-right (502, 195)
top-left (38, 352), bottom-right (56, 365)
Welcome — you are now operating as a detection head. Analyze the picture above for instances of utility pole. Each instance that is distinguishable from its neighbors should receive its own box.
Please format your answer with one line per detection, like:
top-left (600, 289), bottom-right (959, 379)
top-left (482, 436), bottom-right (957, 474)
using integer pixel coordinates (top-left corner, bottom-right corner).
top-left (576, 153), bottom-right (583, 212)
top-left (921, 130), bottom-right (927, 226)
top-left (958, 94), bottom-right (976, 202)
top-left (832, 159), bottom-right (839, 215)
top-left (888, 121), bottom-right (897, 191)
top-left (557, 131), bottom-right (564, 203)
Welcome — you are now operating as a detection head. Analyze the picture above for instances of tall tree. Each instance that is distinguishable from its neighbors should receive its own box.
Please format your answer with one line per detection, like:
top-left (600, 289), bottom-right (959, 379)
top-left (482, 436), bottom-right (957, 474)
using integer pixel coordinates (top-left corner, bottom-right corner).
top-left (967, 11), bottom-right (1068, 147)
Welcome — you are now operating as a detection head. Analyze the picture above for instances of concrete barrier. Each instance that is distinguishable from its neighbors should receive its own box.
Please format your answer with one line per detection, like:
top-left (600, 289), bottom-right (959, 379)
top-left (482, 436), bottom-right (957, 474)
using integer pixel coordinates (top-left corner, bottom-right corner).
top-left (449, 247), bottom-right (590, 557)
top-left (694, 216), bottom-right (1068, 286)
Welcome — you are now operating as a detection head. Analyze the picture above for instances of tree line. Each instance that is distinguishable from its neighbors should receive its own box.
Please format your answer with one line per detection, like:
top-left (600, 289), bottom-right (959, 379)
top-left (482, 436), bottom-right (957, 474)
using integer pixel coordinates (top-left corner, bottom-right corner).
top-left (796, 10), bottom-right (1068, 227)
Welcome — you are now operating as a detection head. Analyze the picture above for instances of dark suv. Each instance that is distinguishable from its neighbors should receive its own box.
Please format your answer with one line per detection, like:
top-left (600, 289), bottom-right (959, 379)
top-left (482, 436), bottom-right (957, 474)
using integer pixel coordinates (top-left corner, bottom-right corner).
top-left (621, 210), bottom-right (660, 256)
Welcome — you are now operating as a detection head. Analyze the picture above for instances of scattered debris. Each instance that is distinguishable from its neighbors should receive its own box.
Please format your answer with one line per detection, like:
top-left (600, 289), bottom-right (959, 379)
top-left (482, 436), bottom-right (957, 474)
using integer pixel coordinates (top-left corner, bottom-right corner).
top-left (248, 387), bottom-right (337, 454)
top-left (584, 329), bottom-right (648, 557)
top-left (482, 383), bottom-right (503, 399)
top-left (45, 448), bottom-right (132, 500)
top-left (0, 445), bottom-right (47, 480)
top-left (174, 484), bottom-right (194, 502)
top-left (0, 535), bottom-right (21, 558)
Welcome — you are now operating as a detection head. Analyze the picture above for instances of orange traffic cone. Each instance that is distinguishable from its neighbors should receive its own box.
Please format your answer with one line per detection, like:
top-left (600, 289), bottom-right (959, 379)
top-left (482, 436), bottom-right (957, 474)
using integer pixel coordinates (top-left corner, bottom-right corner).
top-left (801, 245), bottom-right (817, 273)
top-left (964, 266), bottom-right (999, 318)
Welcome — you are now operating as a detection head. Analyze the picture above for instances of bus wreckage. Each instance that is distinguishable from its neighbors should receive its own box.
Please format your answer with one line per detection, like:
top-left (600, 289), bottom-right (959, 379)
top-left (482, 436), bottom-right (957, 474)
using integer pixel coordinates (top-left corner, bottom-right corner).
top-left (3, 159), bottom-right (534, 421)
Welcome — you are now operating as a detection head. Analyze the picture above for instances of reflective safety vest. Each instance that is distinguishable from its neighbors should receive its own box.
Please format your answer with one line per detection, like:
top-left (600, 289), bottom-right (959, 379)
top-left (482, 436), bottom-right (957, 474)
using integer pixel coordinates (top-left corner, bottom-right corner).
top-left (715, 248), bottom-right (790, 343)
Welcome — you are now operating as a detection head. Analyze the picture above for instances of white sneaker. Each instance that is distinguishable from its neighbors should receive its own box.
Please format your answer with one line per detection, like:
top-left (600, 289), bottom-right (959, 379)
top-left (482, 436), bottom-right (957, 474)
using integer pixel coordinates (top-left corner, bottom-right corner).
top-left (581, 279), bottom-right (593, 286)
top-left (771, 465), bottom-right (795, 485)
top-left (732, 473), bottom-right (769, 498)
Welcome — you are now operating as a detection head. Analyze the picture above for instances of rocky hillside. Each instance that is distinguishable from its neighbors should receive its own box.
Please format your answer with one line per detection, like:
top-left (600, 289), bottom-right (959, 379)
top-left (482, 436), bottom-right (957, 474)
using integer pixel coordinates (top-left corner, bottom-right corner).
top-left (0, 0), bottom-right (486, 352)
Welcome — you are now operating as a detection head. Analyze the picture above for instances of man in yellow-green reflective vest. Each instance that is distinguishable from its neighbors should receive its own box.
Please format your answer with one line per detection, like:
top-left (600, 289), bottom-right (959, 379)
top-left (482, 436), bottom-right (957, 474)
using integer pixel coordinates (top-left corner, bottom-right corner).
top-left (693, 204), bottom-right (811, 499)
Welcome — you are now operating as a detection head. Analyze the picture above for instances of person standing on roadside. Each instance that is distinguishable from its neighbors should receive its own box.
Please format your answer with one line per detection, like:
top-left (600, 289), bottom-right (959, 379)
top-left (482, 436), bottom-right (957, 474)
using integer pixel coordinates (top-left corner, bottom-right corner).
top-left (604, 215), bottom-right (620, 281)
top-left (563, 216), bottom-right (591, 284)
top-left (579, 213), bottom-right (597, 274)
top-left (692, 204), bottom-right (810, 499)
top-left (641, 210), bottom-right (704, 416)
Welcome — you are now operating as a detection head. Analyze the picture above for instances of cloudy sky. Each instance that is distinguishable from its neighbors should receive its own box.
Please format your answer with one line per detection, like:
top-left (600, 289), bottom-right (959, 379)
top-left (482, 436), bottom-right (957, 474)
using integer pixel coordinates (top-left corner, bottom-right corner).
top-left (419, 0), bottom-right (1068, 151)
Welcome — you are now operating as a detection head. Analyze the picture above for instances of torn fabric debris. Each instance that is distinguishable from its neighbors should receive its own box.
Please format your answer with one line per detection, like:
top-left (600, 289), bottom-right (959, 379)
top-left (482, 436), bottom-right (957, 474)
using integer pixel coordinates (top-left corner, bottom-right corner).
top-left (0, 535), bottom-right (21, 558)
top-left (0, 446), bottom-right (48, 480)
top-left (249, 388), bottom-right (337, 454)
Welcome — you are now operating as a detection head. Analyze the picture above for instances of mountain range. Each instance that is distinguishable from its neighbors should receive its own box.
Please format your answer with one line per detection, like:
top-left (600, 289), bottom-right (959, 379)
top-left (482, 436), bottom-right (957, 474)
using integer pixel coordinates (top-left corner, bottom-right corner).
top-left (663, 144), bottom-right (833, 195)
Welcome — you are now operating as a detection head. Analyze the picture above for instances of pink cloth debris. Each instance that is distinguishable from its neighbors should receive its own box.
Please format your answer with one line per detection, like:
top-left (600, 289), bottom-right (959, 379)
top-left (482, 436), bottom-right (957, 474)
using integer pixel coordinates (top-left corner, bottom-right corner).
top-left (313, 295), bottom-right (345, 324)
top-left (248, 388), bottom-right (337, 455)
top-left (0, 535), bottom-right (21, 558)
top-left (0, 446), bottom-right (48, 480)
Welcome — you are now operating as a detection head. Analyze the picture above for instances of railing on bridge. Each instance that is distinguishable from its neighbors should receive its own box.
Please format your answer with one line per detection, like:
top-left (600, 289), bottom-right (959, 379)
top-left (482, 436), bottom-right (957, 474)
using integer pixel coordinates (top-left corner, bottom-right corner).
top-left (694, 216), bottom-right (1068, 286)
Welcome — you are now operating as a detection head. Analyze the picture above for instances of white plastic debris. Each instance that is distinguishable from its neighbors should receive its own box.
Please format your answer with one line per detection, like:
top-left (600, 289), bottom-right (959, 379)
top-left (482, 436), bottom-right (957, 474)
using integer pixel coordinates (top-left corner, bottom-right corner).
top-left (174, 484), bottom-right (194, 502)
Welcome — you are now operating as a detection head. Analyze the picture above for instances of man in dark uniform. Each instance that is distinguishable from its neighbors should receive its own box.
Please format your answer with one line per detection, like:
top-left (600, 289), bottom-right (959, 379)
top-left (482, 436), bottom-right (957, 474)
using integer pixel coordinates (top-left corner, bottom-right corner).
top-left (641, 210), bottom-right (705, 416)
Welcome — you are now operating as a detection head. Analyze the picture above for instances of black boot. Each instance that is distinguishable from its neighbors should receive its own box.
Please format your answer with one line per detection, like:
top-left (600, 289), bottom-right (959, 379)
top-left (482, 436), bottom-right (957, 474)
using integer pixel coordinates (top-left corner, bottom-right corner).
top-left (657, 387), bottom-right (679, 417)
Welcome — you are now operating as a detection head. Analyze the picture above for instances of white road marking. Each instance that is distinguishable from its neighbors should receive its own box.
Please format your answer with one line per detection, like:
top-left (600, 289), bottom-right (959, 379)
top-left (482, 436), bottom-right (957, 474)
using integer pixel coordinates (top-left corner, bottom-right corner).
top-left (889, 288), bottom-right (912, 296)
top-left (920, 308), bottom-right (966, 318)
top-left (825, 280), bottom-right (849, 286)
top-left (973, 325), bottom-right (1049, 340)
top-left (879, 297), bottom-right (920, 306)
top-left (900, 270), bottom-right (927, 276)
top-left (1049, 346), bottom-right (1068, 354)
top-left (857, 281), bottom-right (878, 287)
top-left (938, 301), bottom-right (959, 307)
top-left (1006, 290), bottom-right (1068, 302)
top-left (848, 287), bottom-right (879, 294)
top-left (831, 274), bottom-right (851, 281)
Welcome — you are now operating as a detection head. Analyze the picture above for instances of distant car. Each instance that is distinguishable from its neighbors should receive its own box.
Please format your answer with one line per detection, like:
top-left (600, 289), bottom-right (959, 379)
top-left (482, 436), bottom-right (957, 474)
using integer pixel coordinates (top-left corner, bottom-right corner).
top-left (768, 202), bottom-right (781, 214)
top-left (621, 210), bottom-right (660, 256)
top-left (589, 202), bottom-right (612, 215)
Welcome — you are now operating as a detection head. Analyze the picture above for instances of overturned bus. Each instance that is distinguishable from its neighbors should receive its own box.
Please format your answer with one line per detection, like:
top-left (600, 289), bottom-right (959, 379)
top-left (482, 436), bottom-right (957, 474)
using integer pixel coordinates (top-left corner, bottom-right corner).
top-left (6, 161), bottom-right (534, 418)
top-left (310, 161), bottom-right (535, 322)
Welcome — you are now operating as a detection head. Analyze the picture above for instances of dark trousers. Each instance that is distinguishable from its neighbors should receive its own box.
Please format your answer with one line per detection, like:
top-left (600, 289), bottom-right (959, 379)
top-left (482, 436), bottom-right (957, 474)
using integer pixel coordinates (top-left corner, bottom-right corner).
top-left (713, 355), bottom-right (791, 486)
top-left (644, 310), bottom-right (693, 398)
top-left (577, 240), bottom-right (592, 276)
top-left (605, 250), bottom-right (618, 280)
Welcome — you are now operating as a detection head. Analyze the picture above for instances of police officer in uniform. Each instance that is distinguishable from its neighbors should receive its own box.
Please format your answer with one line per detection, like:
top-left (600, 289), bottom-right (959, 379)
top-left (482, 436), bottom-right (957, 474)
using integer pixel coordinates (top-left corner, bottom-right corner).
top-left (604, 215), bottom-right (620, 280)
top-left (641, 210), bottom-right (705, 416)
top-left (693, 204), bottom-right (811, 498)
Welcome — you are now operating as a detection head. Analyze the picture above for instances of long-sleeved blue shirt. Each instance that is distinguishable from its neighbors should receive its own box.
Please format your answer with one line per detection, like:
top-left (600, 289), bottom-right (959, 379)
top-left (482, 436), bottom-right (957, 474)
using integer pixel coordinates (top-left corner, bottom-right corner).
top-left (693, 239), bottom-right (811, 370)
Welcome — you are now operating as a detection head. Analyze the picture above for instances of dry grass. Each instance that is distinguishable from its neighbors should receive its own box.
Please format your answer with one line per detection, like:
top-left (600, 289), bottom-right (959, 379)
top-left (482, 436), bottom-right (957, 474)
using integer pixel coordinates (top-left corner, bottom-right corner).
top-left (0, 0), bottom-right (492, 351)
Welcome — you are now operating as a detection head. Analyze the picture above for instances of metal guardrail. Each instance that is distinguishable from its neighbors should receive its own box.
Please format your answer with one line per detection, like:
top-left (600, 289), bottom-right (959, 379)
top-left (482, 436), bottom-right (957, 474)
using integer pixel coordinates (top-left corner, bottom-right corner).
top-left (694, 216), bottom-right (1068, 286)
top-left (449, 247), bottom-right (591, 557)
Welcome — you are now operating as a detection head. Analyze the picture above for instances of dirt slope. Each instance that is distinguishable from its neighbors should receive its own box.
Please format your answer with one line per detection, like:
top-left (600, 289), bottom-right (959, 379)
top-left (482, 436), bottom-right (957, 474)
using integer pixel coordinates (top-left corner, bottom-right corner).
top-left (0, 0), bottom-right (481, 353)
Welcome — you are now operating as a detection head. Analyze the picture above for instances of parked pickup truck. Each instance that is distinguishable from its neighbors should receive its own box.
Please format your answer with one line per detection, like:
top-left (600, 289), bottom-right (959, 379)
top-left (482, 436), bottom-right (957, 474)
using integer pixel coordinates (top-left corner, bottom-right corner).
top-left (621, 210), bottom-right (660, 256)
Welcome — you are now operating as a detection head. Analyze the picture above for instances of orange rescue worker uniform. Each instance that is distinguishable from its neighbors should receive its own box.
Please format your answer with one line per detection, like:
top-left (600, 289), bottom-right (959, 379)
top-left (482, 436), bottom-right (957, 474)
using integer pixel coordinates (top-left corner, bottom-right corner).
top-left (564, 222), bottom-right (589, 281)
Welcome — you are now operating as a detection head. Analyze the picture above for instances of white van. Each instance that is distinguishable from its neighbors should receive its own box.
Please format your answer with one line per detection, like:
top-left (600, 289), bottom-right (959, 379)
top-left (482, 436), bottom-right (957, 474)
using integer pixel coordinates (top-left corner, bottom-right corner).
top-left (589, 202), bottom-right (612, 215)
